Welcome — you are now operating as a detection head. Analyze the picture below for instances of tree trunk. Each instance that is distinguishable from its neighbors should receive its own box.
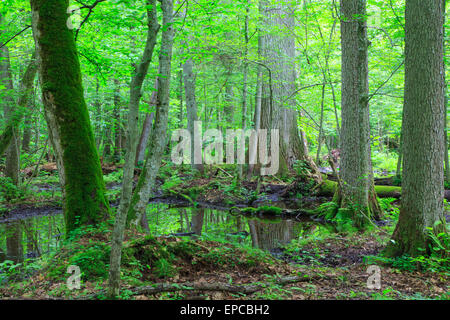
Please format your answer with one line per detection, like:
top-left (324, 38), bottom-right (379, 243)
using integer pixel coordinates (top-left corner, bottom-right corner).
top-left (126, 0), bottom-right (174, 229)
top-left (0, 38), bottom-right (19, 186)
top-left (183, 58), bottom-right (204, 172)
top-left (386, 0), bottom-right (446, 257)
top-left (108, 0), bottom-right (160, 298)
top-left (335, 0), bottom-right (381, 228)
top-left (258, 0), bottom-right (321, 180)
top-left (191, 208), bottom-right (205, 236)
top-left (113, 79), bottom-right (123, 160)
top-left (30, 0), bottom-right (110, 234)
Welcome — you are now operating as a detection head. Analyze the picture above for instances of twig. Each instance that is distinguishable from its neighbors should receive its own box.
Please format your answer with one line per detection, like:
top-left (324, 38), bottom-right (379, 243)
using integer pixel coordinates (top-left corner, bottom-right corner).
top-left (0, 25), bottom-right (31, 49)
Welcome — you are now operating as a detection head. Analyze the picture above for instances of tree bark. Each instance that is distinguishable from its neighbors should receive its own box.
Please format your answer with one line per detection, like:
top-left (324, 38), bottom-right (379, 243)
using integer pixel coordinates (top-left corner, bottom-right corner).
top-left (386, 0), bottom-right (446, 257)
top-left (108, 0), bottom-right (160, 298)
top-left (30, 0), bottom-right (110, 234)
top-left (113, 79), bottom-right (123, 160)
top-left (335, 0), bottom-right (381, 228)
top-left (0, 36), bottom-right (19, 186)
top-left (183, 58), bottom-right (204, 172)
top-left (258, 0), bottom-right (320, 180)
top-left (126, 0), bottom-right (174, 229)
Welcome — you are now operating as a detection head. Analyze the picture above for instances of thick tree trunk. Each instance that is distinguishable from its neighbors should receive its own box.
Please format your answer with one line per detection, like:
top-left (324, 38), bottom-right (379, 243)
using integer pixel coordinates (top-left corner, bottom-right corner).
top-left (335, 0), bottom-right (381, 227)
top-left (30, 0), bottom-right (110, 234)
top-left (6, 221), bottom-right (23, 264)
top-left (386, 0), bottom-right (446, 257)
top-left (258, 0), bottom-right (320, 180)
top-left (108, 0), bottom-right (160, 298)
top-left (191, 208), bottom-right (205, 236)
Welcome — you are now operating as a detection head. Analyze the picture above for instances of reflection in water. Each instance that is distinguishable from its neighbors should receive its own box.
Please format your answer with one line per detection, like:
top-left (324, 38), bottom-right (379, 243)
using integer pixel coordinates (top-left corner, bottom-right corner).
top-left (248, 219), bottom-right (297, 251)
top-left (0, 214), bottom-right (64, 263)
top-left (5, 221), bottom-right (23, 263)
top-left (0, 203), bottom-right (323, 262)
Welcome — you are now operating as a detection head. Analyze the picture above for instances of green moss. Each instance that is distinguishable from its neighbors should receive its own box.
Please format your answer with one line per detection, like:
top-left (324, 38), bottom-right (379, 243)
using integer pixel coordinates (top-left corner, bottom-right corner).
top-left (239, 206), bottom-right (283, 216)
top-left (33, 0), bottom-right (110, 235)
top-left (256, 206), bottom-right (283, 215)
top-left (319, 180), bottom-right (402, 198)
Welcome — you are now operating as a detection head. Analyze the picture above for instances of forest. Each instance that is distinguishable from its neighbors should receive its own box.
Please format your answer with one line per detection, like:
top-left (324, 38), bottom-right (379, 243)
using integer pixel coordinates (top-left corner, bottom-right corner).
top-left (0, 0), bottom-right (448, 302)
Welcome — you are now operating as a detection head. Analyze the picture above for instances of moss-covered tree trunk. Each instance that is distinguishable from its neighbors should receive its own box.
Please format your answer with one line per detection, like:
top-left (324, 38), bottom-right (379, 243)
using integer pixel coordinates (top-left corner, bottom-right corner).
top-left (30, 0), bottom-right (109, 234)
top-left (334, 0), bottom-right (382, 228)
top-left (386, 0), bottom-right (447, 257)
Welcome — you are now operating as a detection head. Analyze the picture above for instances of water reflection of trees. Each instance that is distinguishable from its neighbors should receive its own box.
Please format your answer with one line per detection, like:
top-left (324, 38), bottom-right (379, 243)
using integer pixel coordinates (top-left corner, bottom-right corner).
top-left (0, 215), bottom-right (63, 263)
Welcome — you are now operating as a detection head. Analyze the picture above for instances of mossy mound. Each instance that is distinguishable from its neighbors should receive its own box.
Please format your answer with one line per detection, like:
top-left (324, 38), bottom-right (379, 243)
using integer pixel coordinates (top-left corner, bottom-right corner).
top-left (45, 238), bottom-right (111, 281)
top-left (122, 235), bottom-right (283, 281)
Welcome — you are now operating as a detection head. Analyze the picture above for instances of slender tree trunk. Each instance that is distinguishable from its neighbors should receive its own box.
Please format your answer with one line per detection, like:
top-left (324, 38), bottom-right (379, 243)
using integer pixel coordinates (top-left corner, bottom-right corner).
top-left (315, 84), bottom-right (326, 165)
top-left (178, 66), bottom-right (183, 124)
top-left (0, 17), bottom-right (24, 264)
top-left (386, 0), bottom-right (446, 257)
top-left (126, 0), bottom-right (174, 229)
top-left (1, 39), bottom-right (19, 186)
top-left (247, 39), bottom-right (263, 179)
top-left (0, 53), bottom-right (37, 157)
top-left (108, 0), bottom-right (160, 298)
top-left (396, 129), bottom-right (403, 178)
top-left (136, 76), bottom-right (158, 165)
top-left (113, 79), bottom-right (123, 161)
top-left (183, 58), bottom-right (204, 172)
top-left (30, 0), bottom-right (110, 234)
top-left (135, 111), bottom-right (154, 165)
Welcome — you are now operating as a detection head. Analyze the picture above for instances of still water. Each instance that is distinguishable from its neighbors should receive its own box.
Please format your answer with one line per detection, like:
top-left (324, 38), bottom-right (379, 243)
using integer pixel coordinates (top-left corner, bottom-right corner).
top-left (0, 203), bottom-right (326, 263)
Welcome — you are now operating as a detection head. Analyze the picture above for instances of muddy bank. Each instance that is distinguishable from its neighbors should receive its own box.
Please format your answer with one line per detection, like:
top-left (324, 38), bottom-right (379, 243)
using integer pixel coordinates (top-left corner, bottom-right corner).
top-left (0, 204), bottom-right (62, 223)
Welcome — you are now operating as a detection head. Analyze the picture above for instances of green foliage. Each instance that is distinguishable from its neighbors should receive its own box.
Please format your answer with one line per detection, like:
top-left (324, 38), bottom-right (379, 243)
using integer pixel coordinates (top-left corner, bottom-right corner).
top-left (0, 176), bottom-right (24, 202)
top-left (313, 201), bottom-right (339, 220)
top-left (69, 243), bottom-right (111, 279)
top-left (161, 174), bottom-right (183, 192)
top-left (153, 258), bottom-right (176, 278)
top-left (45, 222), bottom-right (113, 281)
top-left (0, 259), bottom-right (37, 283)
top-left (123, 235), bottom-right (273, 280)
top-left (365, 226), bottom-right (450, 275)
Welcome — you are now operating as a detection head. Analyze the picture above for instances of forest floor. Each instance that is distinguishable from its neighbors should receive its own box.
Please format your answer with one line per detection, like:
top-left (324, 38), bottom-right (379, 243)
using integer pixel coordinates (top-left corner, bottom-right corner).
top-left (0, 227), bottom-right (448, 300)
top-left (0, 163), bottom-right (449, 300)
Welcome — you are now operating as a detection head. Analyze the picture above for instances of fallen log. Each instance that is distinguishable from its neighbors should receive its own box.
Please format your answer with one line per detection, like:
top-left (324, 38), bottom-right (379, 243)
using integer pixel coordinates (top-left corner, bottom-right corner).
top-left (130, 275), bottom-right (326, 296)
top-left (80, 274), bottom-right (327, 299)
top-left (318, 180), bottom-right (450, 201)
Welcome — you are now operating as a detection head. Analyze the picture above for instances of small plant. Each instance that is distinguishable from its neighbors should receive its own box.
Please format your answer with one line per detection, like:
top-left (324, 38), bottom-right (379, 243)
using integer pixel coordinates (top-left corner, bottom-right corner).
top-left (161, 174), bottom-right (183, 192)
top-left (0, 177), bottom-right (24, 202)
top-left (154, 258), bottom-right (176, 278)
